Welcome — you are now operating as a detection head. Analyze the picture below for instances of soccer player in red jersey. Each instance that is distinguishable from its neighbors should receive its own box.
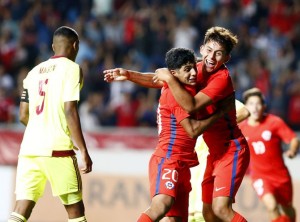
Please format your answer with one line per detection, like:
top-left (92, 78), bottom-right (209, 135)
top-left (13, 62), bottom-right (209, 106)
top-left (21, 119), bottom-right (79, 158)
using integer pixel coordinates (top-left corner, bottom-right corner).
top-left (105, 47), bottom-right (235, 222)
top-left (153, 27), bottom-right (250, 222)
top-left (239, 88), bottom-right (299, 222)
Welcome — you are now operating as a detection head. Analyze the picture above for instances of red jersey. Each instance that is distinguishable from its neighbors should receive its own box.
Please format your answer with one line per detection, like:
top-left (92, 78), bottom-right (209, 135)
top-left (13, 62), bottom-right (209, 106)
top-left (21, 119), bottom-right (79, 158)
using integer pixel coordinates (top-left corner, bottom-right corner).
top-left (239, 114), bottom-right (296, 181)
top-left (155, 83), bottom-right (198, 167)
top-left (196, 61), bottom-right (246, 154)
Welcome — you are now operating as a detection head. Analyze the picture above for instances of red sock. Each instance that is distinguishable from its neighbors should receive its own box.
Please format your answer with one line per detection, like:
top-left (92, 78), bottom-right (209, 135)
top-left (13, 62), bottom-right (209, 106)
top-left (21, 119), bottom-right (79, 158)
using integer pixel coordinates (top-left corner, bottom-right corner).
top-left (231, 212), bottom-right (247, 222)
top-left (137, 213), bottom-right (153, 222)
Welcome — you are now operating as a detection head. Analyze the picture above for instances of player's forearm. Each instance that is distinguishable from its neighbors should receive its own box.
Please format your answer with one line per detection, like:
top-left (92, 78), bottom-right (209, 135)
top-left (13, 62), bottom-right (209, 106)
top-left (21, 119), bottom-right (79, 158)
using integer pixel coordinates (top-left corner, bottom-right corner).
top-left (189, 111), bottom-right (222, 138)
top-left (19, 115), bottom-right (29, 126)
top-left (19, 112), bottom-right (29, 126)
top-left (236, 106), bottom-right (250, 123)
top-left (197, 111), bottom-right (222, 134)
top-left (289, 137), bottom-right (300, 156)
top-left (128, 71), bottom-right (163, 88)
top-left (65, 104), bottom-right (88, 153)
top-left (166, 77), bottom-right (198, 113)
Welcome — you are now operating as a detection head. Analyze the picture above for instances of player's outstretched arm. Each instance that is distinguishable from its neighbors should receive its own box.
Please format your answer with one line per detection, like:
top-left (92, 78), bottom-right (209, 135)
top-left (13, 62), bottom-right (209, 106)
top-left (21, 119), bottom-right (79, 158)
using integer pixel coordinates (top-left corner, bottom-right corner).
top-left (65, 101), bottom-right (93, 174)
top-left (103, 68), bottom-right (163, 88)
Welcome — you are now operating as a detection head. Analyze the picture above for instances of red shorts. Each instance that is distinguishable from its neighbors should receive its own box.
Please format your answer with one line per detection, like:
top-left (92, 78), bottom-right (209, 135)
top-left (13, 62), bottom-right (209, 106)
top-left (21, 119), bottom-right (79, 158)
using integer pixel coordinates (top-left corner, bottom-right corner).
top-left (149, 155), bottom-right (191, 221)
top-left (202, 139), bottom-right (250, 204)
top-left (251, 176), bottom-right (293, 206)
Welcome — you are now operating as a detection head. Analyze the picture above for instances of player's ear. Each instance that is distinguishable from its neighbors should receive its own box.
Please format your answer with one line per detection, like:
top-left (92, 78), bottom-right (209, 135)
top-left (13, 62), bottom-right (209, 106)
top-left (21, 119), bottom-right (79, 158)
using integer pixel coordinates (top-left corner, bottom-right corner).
top-left (73, 40), bottom-right (79, 51)
top-left (52, 44), bottom-right (55, 52)
top-left (170, 70), bottom-right (176, 76)
top-left (199, 45), bottom-right (204, 56)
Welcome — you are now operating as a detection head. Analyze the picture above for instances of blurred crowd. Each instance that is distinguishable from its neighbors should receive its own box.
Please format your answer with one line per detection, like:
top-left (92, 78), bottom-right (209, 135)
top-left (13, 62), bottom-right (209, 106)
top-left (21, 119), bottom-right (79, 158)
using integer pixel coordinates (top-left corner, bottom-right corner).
top-left (0, 0), bottom-right (300, 130)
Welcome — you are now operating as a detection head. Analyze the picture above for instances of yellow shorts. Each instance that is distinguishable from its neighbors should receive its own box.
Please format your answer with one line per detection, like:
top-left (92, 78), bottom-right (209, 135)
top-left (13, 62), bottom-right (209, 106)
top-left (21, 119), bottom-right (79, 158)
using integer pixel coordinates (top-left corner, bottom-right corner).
top-left (15, 156), bottom-right (82, 204)
top-left (189, 136), bottom-right (209, 213)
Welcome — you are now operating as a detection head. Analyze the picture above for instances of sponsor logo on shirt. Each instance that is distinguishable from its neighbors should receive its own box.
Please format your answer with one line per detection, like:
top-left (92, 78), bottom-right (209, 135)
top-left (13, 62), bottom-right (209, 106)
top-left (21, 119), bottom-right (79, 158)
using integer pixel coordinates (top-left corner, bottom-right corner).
top-left (261, 130), bottom-right (271, 141)
top-left (165, 181), bottom-right (175, 190)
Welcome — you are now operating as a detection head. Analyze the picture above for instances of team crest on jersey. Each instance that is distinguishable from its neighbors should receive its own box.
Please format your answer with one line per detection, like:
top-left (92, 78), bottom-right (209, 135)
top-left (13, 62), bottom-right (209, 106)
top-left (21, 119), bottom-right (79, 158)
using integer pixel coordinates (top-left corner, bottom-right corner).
top-left (165, 181), bottom-right (175, 190)
top-left (261, 130), bottom-right (271, 141)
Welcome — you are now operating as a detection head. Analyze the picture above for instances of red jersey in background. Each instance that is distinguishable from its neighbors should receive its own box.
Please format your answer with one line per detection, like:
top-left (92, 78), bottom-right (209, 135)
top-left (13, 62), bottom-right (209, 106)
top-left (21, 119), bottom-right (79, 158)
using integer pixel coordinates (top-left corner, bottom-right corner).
top-left (239, 113), bottom-right (296, 181)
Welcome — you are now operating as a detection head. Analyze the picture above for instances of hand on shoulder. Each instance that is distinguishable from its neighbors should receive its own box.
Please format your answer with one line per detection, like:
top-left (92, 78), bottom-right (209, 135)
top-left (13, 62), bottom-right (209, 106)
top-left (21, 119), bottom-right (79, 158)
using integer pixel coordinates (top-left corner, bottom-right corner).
top-left (153, 68), bottom-right (173, 84)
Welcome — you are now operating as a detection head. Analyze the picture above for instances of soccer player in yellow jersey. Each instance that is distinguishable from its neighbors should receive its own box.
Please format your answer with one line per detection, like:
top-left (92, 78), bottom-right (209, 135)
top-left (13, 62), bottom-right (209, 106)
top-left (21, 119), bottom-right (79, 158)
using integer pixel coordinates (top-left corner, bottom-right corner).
top-left (8, 26), bottom-right (93, 222)
top-left (188, 100), bottom-right (249, 222)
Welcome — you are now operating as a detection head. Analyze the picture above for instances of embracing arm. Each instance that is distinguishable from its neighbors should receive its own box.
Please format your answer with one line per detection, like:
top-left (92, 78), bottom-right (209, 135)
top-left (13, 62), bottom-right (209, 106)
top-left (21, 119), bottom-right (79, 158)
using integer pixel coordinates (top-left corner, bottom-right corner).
top-left (180, 97), bottom-right (235, 138)
top-left (65, 101), bottom-right (93, 174)
top-left (104, 68), bottom-right (163, 88)
top-left (180, 110), bottom-right (223, 139)
top-left (128, 70), bottom-right (163, 88)
top-left (170, 80), bottom-right (212, 113)
top-left (154, 68), bottom-right (212, 113)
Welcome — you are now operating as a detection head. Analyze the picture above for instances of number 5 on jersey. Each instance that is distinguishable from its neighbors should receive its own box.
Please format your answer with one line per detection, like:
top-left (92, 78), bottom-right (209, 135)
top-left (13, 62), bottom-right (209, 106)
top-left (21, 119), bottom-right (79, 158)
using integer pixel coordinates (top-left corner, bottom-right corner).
top-left (36, 79), bottom-right (48, 115)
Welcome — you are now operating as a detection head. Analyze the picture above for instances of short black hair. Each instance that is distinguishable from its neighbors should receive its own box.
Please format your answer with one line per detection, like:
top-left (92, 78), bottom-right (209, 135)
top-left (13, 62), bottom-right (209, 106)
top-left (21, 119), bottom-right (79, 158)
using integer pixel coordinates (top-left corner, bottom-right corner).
top-left (243, 87), bottom-right (266, 104)
top-left (165, 47), bottom-right (196, 70)
top-left (53, 26), bottom-right (79, 42)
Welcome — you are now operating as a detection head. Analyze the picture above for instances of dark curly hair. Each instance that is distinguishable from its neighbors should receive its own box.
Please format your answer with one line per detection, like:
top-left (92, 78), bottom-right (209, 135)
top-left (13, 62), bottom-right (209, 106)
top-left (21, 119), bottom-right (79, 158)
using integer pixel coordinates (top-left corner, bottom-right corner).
top-left (165, 47), bottom-right (196, 70)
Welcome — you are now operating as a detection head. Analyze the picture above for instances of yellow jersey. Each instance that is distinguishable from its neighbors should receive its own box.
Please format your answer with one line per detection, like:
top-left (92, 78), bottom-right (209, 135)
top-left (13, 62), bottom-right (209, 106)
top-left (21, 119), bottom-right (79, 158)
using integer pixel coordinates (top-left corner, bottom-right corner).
top-left (20, 56), bottom-right (81, 156)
